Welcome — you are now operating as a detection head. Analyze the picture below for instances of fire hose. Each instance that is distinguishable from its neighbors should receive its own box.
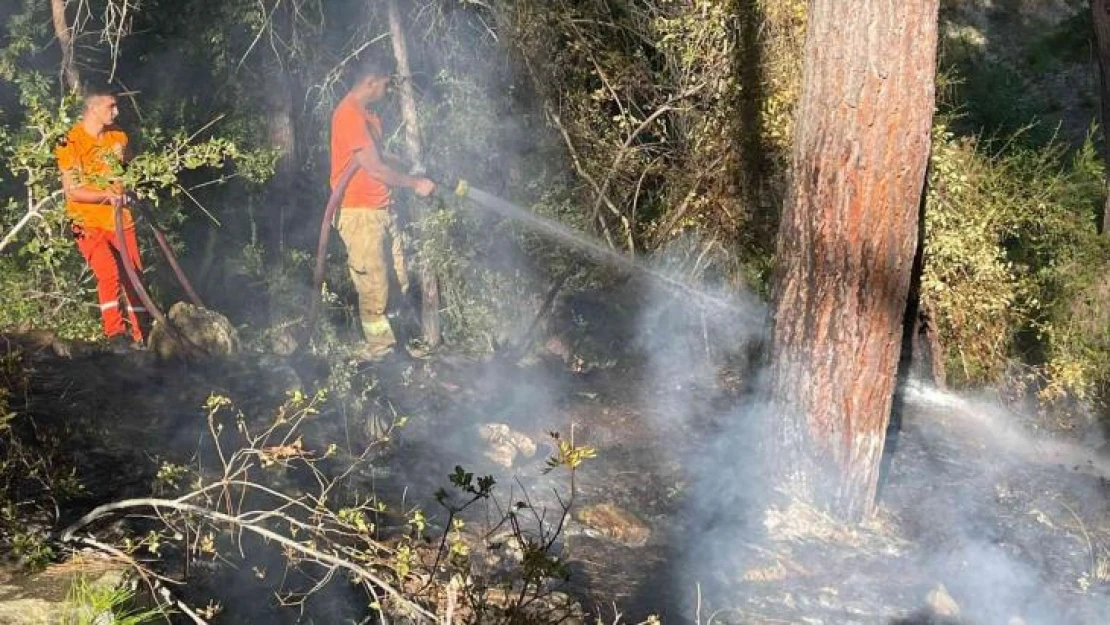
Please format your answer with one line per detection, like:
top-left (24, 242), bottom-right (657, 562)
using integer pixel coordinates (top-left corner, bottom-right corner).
top-left (304, 160), bottom-right (359, 339)
top-left (113, 200), bottom-right (205, 341)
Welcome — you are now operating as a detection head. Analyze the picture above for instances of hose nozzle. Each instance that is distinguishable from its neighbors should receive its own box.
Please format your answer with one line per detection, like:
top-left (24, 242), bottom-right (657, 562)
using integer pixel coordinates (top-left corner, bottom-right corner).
top-left (454, 179), bottom-right (470, 197)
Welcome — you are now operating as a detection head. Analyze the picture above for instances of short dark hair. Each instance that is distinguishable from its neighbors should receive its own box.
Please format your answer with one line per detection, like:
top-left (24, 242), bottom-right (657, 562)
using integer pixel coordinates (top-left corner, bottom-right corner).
top-left (82, 84), bottom-right (117, 108)
top-left (352, 56), bottom-right (394, 83)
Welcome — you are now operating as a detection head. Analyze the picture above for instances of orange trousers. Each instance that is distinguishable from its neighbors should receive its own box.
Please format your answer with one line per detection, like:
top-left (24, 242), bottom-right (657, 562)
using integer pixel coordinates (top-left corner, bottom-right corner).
top-left (73, 224), bottom-right (146, 341)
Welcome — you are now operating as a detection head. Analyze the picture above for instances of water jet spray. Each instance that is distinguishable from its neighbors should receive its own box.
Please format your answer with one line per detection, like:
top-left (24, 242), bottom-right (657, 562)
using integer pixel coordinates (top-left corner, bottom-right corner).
top-left (303, 168), bottom-right (757, 345)
top-left (447, 179), bottom-right (741, 313)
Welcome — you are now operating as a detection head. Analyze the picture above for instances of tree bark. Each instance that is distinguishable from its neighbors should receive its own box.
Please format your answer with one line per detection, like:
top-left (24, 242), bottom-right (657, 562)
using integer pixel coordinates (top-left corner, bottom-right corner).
top-left (765, 0), bottom-right (939, 522)
top-left (387, 0), bottom-right (441, 346)
top-left (50, 0), bottom-right (80, 92)
top-left (263, 51), bottom-right (297, 251)
top-left (1091, 0), bottom-right (1110, 234)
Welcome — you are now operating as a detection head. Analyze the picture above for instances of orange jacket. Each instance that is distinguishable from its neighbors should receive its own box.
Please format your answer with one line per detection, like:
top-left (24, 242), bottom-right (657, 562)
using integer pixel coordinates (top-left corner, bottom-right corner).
top-left (55, 123), bottom-right (133, 231)
top-left (330, 95), bottom-right (391, 209)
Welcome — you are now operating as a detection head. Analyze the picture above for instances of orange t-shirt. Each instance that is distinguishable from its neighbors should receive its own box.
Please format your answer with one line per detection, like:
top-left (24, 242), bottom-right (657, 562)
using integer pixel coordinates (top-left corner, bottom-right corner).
top-left (55, 124), bottom-right (133, 231)
top-left (330, 96), bottom-right (391, 210)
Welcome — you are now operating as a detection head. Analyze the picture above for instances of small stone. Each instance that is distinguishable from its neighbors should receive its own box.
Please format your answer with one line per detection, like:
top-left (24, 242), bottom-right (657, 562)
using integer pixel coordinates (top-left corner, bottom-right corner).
top-left (575, 503), bottom-right (650, 547)
top-left (268, 326), bottom-right (299, 356)
top-left (478, 423), bottom-right (536, 468)
top-left (485, 442), bottom-right (517, 469)
top-left (507, 431), bottom-right (536, 458)
top-left (926, 583), bottom-right (960, 618)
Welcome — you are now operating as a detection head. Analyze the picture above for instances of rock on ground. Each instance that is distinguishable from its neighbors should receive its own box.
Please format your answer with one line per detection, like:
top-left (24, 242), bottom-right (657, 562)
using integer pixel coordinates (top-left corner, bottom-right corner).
top-left (479, 423), bottom-right (537, 468)
top-left (147, 301), bottom-right (239, 361)
top-left (575, 503), bottom-right (650, 547)
top-left (926, 583), bottom-right (960, 618)
top-left (0, 555), bottom-right (130, 625)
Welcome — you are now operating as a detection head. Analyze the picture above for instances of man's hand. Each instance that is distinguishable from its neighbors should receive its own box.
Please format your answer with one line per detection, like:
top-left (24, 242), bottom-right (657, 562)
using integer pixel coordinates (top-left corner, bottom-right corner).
top-left (413, 178), bottom-right (436, 198)
top-left (108, 192), bottom-right (129, 208)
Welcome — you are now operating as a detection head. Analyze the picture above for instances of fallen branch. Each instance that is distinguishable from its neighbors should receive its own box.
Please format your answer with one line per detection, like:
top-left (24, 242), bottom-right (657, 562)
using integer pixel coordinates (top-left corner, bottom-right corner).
top-left (60, 497), bottom-right (437, 621)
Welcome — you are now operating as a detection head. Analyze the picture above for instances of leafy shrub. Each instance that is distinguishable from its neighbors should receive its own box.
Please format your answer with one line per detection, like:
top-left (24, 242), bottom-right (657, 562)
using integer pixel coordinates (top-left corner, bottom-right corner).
top-left (923, 121), bottom-right (1109, 404)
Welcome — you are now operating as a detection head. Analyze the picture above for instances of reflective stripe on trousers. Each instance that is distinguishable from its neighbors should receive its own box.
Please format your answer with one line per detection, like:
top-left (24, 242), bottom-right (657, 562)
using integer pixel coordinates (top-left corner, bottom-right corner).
top-left (335, 208), bottom-right (408, 344)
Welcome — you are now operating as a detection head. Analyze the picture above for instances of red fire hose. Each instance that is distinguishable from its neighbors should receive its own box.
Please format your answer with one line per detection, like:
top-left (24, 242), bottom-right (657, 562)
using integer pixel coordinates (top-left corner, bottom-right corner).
top-left (302, 160), bottom-right (359, 341)
top-left (113, 201), bottom-right (204, 341)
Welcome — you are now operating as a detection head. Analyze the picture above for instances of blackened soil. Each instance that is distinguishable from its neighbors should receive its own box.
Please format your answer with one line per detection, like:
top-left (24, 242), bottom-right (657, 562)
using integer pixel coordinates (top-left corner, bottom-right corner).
top-left (3, 334), bottom-right (1110, 624)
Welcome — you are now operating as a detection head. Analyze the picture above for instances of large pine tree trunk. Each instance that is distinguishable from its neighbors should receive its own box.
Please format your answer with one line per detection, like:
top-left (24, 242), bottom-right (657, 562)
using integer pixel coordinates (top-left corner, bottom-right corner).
top-left (387, 0), bottom-right (441, 346)
top-left (766, 0), bottom-right (939, 522)
top-left (50, 0), bottom-right (80, 92)
top-left (1092, 0), bottom-right (1110, 234)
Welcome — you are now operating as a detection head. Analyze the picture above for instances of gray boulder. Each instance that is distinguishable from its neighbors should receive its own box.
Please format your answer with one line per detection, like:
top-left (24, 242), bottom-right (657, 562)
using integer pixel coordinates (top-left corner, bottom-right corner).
top-left (147, 302), bottom-right (239, 361)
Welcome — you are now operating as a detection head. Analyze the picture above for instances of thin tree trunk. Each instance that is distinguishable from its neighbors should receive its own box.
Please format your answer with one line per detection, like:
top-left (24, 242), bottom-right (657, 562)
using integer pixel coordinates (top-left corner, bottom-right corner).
top-left (264, 57), bottom-right (296, 252)
top-left (766, 0), bottom-right (939, 522)
top-left (387, 0), bottom-right (440, 346)
top-left (1091, 0), bottom-right (1110, 233)
top-left (51, 0), bottom-right (80, 92)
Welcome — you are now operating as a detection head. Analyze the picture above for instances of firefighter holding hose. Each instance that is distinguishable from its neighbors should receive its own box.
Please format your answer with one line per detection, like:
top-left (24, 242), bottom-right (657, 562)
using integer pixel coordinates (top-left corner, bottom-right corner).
top-left (56, 85), bottom-right (147, 352)
top-left (329, 58), bottom-right (435, 358)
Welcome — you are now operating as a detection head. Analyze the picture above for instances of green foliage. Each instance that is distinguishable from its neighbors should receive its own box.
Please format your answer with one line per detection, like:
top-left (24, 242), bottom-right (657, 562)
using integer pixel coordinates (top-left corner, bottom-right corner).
top-left (405, 0), bottom-right (808, 347)
top-left (66, 576), bottom-right (166, 625)
top-left (937, 5), bottom-right (1095, 147)
top-left (1024, 11), bottom-right (1092, 72)
top-left (416, 193), bottom-right (576, 348)
top-left (6, 519), bottom-right (53, 571)
top-left (494, 0), bottom-right (754, 252)
top-left (923, 120), bottom-right (1109, 403)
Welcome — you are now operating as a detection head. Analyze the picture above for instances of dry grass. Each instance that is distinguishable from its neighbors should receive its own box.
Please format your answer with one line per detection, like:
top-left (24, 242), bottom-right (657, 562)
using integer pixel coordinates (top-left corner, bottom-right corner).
top-left (763, 499), bottom-right (909, 555)
top-left (40, 552), bottom-right (128, 579)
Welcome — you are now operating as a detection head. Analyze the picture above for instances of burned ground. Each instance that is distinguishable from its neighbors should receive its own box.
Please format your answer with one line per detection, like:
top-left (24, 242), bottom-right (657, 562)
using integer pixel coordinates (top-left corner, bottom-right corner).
top-left (1, 333), bottom-right (1109, 624)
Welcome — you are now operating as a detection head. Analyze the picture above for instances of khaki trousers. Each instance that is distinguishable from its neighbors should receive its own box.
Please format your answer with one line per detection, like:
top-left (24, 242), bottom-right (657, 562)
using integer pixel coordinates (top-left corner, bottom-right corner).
top-left (335, 208), bottom-right (409, 344)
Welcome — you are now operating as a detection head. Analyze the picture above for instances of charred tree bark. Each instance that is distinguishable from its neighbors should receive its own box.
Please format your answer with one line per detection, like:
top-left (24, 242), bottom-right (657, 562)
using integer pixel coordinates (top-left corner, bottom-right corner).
top-left (1092, 0), bottom-right (1110, 234)
top-left (766, 0), bottom-right (939, 521)
top-left (387, 0), bottom-right (441, 346)
top-left (50, 0), bottom-right (80, 92)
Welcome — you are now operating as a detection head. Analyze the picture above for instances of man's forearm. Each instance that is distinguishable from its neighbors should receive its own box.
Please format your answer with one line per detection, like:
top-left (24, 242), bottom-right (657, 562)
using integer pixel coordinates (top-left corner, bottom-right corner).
top-left (371, 166), bottom-right (422, 189)
top-left (67, 186), bottom-right (120, 205)
top-left (354, 151), bottom-right (422, 190)
top-left (381, 152), bottom-right (408, 170)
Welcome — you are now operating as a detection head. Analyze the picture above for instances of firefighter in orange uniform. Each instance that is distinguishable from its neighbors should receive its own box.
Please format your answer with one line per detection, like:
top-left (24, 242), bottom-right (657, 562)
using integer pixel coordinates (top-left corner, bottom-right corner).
top-left (330, 59), bottom-right (436, 356)
top-left (55, 86), bottom-right (146, 349)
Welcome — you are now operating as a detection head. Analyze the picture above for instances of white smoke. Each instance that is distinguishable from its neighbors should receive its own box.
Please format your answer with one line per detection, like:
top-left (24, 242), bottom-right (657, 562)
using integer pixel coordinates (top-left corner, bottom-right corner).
top-left (625, 238), bottom-right (1110, 624)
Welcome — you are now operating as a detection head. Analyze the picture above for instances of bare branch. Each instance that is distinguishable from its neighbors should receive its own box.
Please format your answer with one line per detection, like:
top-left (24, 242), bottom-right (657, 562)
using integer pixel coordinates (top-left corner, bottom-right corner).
top-left (50, 0), bottom-right (80, 91)
top-left (0, 192), bottom-right (64, 255)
